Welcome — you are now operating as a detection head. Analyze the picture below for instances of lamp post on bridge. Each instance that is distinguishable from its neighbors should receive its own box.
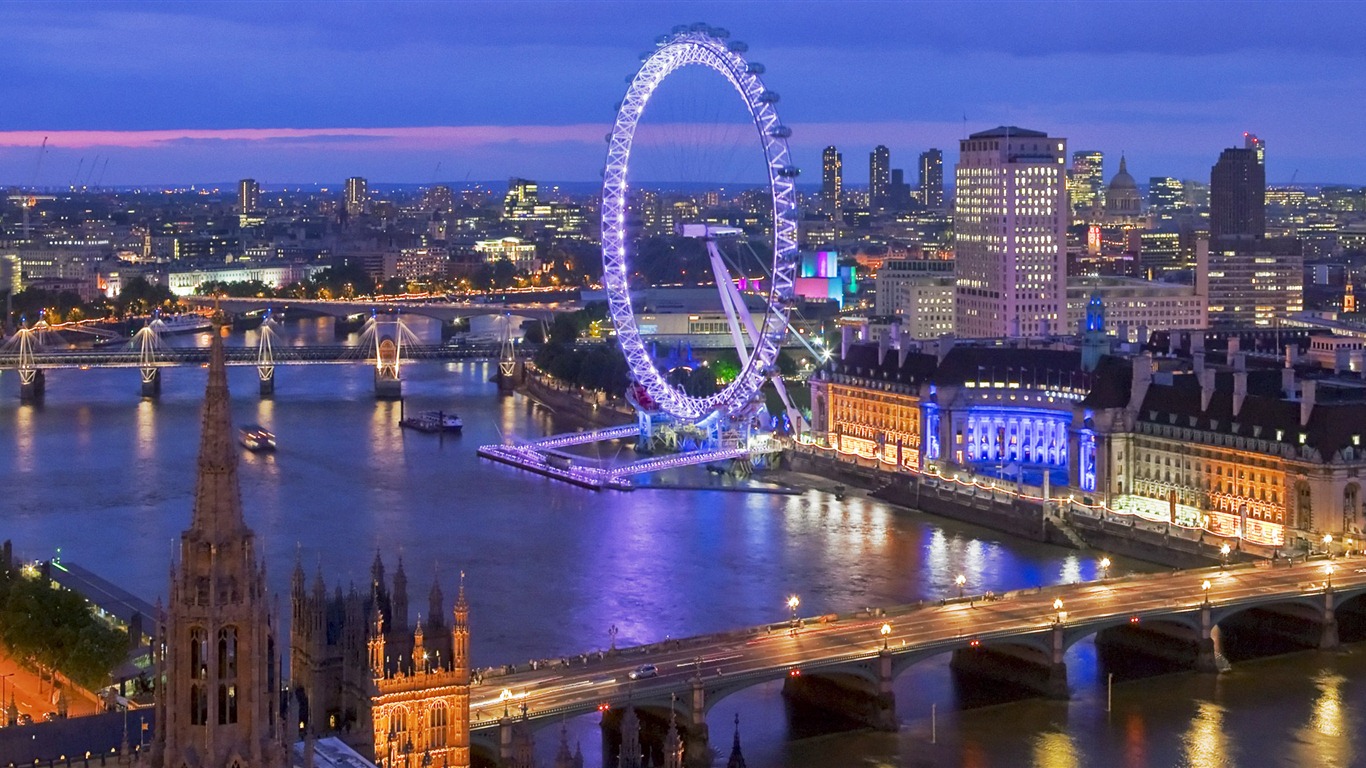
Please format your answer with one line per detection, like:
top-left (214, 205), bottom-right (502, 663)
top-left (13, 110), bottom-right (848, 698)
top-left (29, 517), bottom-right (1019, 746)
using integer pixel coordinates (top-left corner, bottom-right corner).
top-left (1326, 562), bottom-right (1337, 591)
top-left (1099, 557), bottom-right (1111, 579)
top-left (609, 624), bottom-right (619, 652)
top-left (787, 595), bottom-right (801, 634)
top-left (1201, 579), bottom-right (1211, 606)
top-left (880, 622), bottom-right (891, 651)
top-left (1220, 543), bottom-right (1231, 566)
top-left (955, 574), bottom-right (966, 598)
top-left (1324, 533), bottom-right (1335, 557)
top-left (1052, 598), bottom-right (1066, 626)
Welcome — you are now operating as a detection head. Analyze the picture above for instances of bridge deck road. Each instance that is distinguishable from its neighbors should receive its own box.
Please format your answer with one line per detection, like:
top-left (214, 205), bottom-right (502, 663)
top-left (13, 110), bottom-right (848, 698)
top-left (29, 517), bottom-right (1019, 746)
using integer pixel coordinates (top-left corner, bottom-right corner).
top-left (468, 554), bottom-right (1365, 726)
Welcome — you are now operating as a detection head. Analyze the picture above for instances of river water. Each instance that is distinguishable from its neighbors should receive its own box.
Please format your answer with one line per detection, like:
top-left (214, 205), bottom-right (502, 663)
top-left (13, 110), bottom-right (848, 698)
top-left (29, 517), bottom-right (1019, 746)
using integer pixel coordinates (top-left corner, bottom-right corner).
top-left (1, 316), bottom-right (1362, 767)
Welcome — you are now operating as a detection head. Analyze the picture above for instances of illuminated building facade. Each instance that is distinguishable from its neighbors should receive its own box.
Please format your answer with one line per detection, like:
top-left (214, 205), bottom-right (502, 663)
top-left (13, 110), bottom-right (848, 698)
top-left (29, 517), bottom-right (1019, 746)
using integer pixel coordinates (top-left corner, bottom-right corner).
top-left (1147, 176), bottom-right (1186, 225)
top-left (1068, 150), bottom-right (1104, 223)
top-left (955, 126), bottom-right (1068, 339)
top-left (474, 237), bottom-right (538, 271)
top-left (1064, 277), bottom-right (1206, 342)
top-left (292, 554), bottom-right (471, 766)
top-left (874, 258), bottom-right (956, 340)
top-left (1197, 236), bottom-right (1304, 326)
top-left (810, 324), bottom-right (1366, 549)
top-left (1103, 156), bottom-right (1142, 225)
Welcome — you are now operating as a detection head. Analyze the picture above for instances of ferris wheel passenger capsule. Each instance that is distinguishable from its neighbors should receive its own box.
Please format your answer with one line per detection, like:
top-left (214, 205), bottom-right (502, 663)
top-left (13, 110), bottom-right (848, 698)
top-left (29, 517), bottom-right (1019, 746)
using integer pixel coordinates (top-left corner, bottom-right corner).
top-left (746, 62), bottom-right (766, 75)
top-left (728, 41), bottom-right (748, 53)
top-left (757, 90), bottom-right (780, 104)
top-left (777, 166), bottom-right (801, 178)
top-left (672, 24), bottom-right (689, 35)
top-left (711, 27), bottom-right (730, 39)
top-left (689, 22), bottom-right (710, 32)
top-left (767, 126), bottom-right (792, 139)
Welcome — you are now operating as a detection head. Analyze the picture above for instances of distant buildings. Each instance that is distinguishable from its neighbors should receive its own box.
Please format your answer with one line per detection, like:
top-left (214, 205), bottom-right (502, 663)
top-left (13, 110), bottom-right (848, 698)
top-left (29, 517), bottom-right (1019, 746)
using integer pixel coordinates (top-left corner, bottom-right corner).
top-left (239, 178), bottom-right (260, 215)
top-left (1103, 156), bottom-right (1142, 224)
top-left (474, 236), bottom-right (538, 270)
top-left (1210, 146), bottom-right (1265, 239)
top-left (874, 258), bottom-right (955, 340)
top-left (954, 126), bottom-right (1068, 338)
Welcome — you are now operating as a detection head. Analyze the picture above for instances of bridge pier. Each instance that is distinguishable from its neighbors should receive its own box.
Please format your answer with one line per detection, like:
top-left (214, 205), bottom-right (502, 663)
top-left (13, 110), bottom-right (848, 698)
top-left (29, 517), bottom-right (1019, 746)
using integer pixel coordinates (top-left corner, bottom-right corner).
top-left (140, 367), bottom-right (162, 398)
top-left (781, 657), bottom-right (897, 732)
top-left (19, 369), bottom-right (45, 402)
top-left (258, 366), bottom-right (275, 397)
top-left (441, 318), bottom-right (470, 340)
top-left (374, 371), bottom-right (402, 400)
top-left (950, 627), bottom-right (1068, 701)
top-left (685, 677), bottom-right (710, 768)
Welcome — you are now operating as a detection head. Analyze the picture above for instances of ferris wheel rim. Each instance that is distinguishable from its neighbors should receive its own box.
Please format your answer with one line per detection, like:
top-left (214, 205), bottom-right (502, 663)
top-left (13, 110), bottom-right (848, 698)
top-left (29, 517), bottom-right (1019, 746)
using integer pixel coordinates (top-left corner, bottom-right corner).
top-left (600, 27), bottom-right (799, 423)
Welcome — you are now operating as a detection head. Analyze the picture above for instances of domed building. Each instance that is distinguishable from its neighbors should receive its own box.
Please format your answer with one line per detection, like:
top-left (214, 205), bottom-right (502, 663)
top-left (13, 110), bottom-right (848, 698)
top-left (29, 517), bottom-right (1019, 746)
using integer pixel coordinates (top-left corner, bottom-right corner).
top-left (1104, 155), bottom-right (1143, 225)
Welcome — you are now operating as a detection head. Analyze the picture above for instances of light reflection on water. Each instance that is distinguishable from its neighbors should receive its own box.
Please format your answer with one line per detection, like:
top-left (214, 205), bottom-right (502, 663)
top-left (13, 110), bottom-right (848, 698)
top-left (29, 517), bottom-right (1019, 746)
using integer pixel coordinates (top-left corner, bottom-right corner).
top-left (0, 317), bottom-right (1363, 766)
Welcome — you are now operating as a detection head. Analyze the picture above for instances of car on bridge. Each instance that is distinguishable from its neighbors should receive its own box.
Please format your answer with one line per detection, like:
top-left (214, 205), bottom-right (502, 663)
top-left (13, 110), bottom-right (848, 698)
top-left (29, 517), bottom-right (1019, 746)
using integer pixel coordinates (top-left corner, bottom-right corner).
top-left (629, 663), bottom-right (658, 680)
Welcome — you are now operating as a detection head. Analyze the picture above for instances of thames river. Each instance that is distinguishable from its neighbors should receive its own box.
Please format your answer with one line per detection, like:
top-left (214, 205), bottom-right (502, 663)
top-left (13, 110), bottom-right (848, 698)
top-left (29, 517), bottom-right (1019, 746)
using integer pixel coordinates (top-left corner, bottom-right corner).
top-left (1, 316), bottom-right (1363, 767)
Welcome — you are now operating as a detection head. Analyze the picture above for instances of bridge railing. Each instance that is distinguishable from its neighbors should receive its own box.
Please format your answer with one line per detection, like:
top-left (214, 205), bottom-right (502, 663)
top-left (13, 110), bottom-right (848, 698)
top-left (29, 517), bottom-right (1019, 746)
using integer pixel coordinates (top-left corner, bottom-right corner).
top-left (0, 343), bottom-right (537, 368)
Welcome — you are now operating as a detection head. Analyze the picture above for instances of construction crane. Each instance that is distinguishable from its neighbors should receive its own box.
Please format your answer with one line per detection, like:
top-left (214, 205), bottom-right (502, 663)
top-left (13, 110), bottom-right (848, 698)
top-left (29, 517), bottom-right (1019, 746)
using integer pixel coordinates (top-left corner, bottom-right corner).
top-left (6, 137), bottom-right (49, 241)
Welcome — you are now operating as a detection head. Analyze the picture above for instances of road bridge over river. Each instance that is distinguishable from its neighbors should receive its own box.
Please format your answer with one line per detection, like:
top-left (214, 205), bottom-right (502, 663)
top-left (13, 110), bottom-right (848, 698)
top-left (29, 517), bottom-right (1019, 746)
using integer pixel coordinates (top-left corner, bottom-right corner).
top-left (466, 554), bottom-right (1366, 766)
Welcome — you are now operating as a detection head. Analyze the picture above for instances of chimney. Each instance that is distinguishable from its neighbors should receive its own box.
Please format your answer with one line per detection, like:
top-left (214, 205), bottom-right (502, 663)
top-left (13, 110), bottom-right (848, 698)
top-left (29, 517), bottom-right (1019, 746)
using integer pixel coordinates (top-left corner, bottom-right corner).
top-left (877, 330), bottom-right (890, 366)
top-left (841, 325), bottom-right (854, 358)
top-left (1336, 347), bottom-right (1350, 374)
top-left (898, 338), bottom-right (914, 367)
top-left (1191, 333), bottom-right (1205, 355)
top-left (1301, 380), bottom-right (1316, 426)
top-left (1227, 335), bottom-right (1241, 356)
top-left (1117, 321), bottom-right (1130, 344)
top-left (937, 334), bottom-right (956, 363)
top-left (1137, 323), bottom-right (1149, 348)
top-left (1233, 370), bottom-right (1248, 417)
top-left (1200, 367), bottom-right (1216, 412)
top-left (1232, 351), bottom-right (1247, 372)
top-left (1285, 344), bottom-right (1296, 367)
top-left (889, 322), bottom-right (902, 350)
top-left (1282, 365), bottom-right (1295, 398)
top-left (1194, 351), bottom-right (1206, 375)
top-left (1129, 353), bottom-right (1154, 411)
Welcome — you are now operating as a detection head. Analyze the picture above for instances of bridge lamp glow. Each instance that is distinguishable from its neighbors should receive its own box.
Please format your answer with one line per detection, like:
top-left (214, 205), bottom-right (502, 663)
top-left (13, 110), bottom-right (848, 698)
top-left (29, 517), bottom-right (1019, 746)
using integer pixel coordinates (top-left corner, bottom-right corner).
top-left (787, 595), bottom-right (800, 621)
top-left (880, 622), bottom-right (891, 650)
top-left (955, 574), bottom-right (967, 598)
top-left (1201, 579), bottom-right (1211, 605)
top-left (1220, 542), bottom-right (1231, 562)
top-left (1326, 562), bottom-right (1336, 590)
top-left (1324, 533), bottom-right (1334, 555)
top-left (1052, 597), bottom-right (1066, 624)
top-left (1099, 557), bottom-right (1111, 578)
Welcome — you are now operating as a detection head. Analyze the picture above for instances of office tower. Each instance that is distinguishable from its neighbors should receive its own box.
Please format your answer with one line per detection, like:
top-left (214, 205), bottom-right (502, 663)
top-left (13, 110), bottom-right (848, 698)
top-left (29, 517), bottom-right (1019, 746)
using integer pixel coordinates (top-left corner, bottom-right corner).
top-left (821, 146), bottom-right (843, 216)
top-left (869, 145), bottom-right (891, 209)
top-left (1244, 132), bottom-right (1265, 165)
top-left (237, 178), bottom-right (259, 215)
top-left (1200, 134), bottom-right (1301, 325)
top-left (1147, 176), bottom-right (1185, 223)
top-left (345, 176), bottom-right (368, 217)
top-left (890, 168), bottom-right (912, 210)
top-left (1068, 151), bottom-right (1104, 221)
top-left (918, 149), bottom-right (944, 210)
top-left (1210, 146), bottom-right (1265, 238)
top-left (955, 126), bottom-right (1068, 338)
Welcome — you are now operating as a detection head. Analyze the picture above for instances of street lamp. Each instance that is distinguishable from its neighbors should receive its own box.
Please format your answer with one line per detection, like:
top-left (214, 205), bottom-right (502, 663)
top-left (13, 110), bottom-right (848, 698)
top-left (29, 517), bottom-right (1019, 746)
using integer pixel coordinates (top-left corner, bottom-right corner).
top-left (1326, 562), bottom-right (1337, 591)
top-left (1347, 537), bottom-right (1355, 556)
top-left (1220, 542), bottom-right (1231, 565)
top-left (787, 595), bottom-right (801, 624)
top-left (608, 624), bottom-right (618, 651)
top-left (1099, 557), bottom-right (1111, 579)
top-left (1324, 533), bottom-right (1334, 556)
top-left (880, 623), bottom-right (891, 650)
top-left (1052, 597), bottom-right (1066, 625)
top-left (955, 574), bottom-right (966, 598)
top-left (1201, 579), bottom-right (1211, 606)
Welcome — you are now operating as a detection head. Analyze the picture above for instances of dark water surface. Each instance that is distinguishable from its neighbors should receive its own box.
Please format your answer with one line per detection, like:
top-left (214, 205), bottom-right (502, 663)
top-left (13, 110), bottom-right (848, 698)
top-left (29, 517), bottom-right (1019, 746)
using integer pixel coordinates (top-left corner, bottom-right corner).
top-left (1, 317), bottom-right (1360, 767)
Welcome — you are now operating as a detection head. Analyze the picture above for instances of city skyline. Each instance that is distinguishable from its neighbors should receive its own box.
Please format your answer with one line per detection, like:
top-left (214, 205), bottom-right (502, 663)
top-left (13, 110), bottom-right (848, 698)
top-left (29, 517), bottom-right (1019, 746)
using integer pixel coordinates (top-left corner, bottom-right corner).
top-left (2, 1), bottom-right (1366, 185)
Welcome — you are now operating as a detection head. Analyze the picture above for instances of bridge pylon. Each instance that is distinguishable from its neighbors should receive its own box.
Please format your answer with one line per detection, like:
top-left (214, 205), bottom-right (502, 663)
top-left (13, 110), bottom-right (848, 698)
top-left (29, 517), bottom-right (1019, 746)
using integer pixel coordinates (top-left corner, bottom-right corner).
top-left (257, 314), bottom-right (277, 397)
top-left (14, 322), bottom-right (45, 402)
top-left (134, 318), bottom-right (167, 398)
top-left (496, 314), bottom-right (523, 393)
top-left (371, 315), bottom-right (404, 400)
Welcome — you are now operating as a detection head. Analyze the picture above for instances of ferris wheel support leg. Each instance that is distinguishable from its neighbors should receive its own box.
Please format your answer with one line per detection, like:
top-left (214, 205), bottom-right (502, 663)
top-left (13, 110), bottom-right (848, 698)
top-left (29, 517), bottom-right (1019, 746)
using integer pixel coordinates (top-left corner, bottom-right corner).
top-left (706, 240), bottom-right (751, 360)
top-left (712, 253), bottom-right (807, 433)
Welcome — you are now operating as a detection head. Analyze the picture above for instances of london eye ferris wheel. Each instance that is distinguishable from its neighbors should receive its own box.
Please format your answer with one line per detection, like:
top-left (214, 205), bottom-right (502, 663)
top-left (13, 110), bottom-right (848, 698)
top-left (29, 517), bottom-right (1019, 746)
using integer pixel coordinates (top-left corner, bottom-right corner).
top-left (600, 23), bottom-right (801, 427)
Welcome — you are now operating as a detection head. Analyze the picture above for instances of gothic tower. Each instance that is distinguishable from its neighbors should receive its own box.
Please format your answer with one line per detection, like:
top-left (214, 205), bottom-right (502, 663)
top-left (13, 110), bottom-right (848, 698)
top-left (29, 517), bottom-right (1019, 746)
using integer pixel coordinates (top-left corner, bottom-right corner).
top-left (153, 327), bottom-right (288, 767)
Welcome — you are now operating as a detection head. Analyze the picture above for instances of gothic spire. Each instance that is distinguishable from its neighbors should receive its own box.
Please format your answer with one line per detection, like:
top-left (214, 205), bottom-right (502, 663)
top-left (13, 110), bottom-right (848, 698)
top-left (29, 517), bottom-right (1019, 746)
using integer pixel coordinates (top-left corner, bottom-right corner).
top-left (188, 325), bottom-right (246, 540)
top-left (726, 714), bottom-right (747, 768)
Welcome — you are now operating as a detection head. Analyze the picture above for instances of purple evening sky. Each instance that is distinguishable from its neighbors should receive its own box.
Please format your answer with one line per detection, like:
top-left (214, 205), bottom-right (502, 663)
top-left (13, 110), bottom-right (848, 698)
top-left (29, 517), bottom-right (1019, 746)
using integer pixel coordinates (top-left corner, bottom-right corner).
top-left (1, 1), bottom-right (1363, 187)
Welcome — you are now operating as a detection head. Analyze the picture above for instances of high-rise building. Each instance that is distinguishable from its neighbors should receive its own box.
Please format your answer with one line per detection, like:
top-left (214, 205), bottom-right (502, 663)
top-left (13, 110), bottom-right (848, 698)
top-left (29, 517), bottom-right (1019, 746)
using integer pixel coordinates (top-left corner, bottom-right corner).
top-left (1210, 146), bottom-right (1265, 238)
top-left (1147, 176), bottom-right (1186, 224)
top-left (955, 126), bottom-right (1068, 338)
top-left (238, 178), bottom-right (260, 215)
top-left (154, 329), bottom-right (291, 766)
top-left (869, 145), bottom-right (891, 209)
top-left (345, 176), bottom-right (369, 218)
top-left (1068, 151), bottom-right (1104, 221)
top-left (1244, 132), bottom-right (1266, 165)
top-left (821, 146), bottom-right (843, 216)
top-left (918, 149), bottom-right (944, 210)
